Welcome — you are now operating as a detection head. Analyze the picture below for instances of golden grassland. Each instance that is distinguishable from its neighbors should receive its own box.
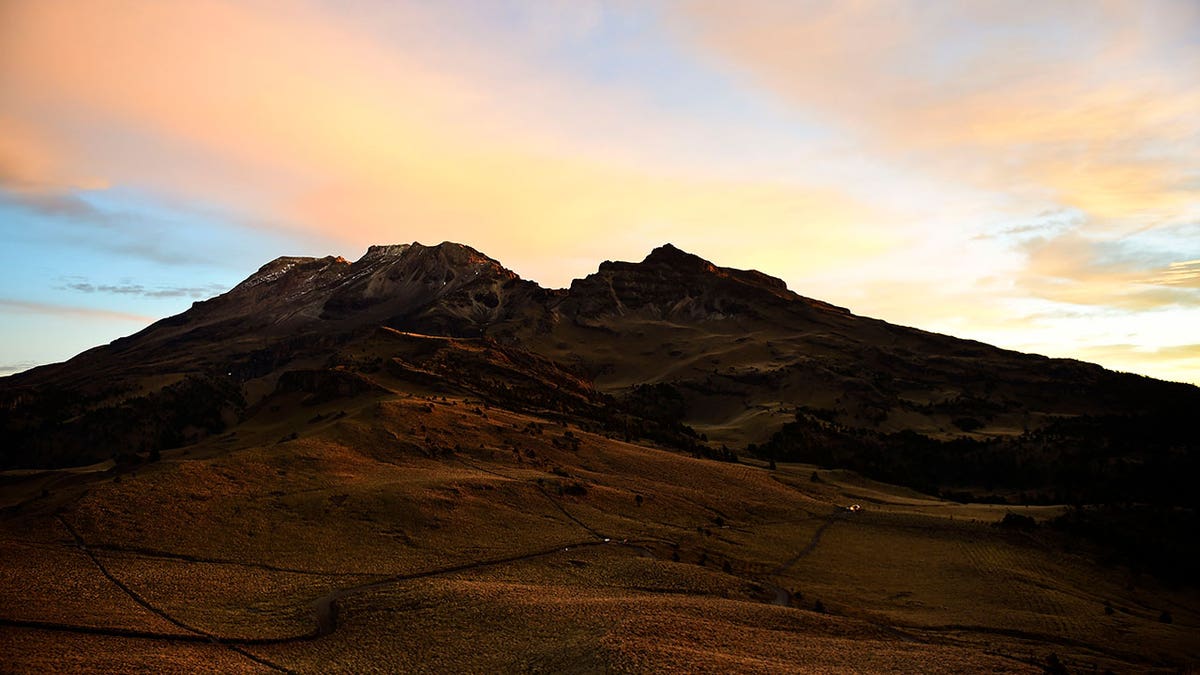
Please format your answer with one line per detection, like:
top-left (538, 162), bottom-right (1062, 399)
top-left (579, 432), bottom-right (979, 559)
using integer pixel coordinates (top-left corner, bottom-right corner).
top-left (1, 389), bottom-right (1196, 673)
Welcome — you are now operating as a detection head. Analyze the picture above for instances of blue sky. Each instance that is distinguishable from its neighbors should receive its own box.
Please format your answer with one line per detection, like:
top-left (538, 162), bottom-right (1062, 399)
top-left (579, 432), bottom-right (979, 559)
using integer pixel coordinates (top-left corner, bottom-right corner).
top-left (1, 0), bottom-right (1197, 382)
top-left (0, 188), bottom-right (308, 372)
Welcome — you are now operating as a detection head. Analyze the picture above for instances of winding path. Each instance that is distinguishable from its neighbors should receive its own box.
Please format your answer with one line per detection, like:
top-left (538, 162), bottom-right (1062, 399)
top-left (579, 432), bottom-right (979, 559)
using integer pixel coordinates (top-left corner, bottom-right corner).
top-left (9, 464), bottom-right (849, 666)
top-left (768, 509), bottom-right (847, 577)
top-left (306, 537), bottom-right (632, 637)
top-left (452, 456), bottom-right (610, 540)
top-left (56, 516), bottom-right (295, 673)
top-left (11, 515), bottom-right (641, 651)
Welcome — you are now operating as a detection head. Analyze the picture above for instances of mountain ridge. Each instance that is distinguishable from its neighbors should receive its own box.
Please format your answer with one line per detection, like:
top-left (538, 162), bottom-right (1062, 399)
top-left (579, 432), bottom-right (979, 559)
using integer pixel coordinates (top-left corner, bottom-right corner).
top-left (2, 241), bottom-right (1196, 500)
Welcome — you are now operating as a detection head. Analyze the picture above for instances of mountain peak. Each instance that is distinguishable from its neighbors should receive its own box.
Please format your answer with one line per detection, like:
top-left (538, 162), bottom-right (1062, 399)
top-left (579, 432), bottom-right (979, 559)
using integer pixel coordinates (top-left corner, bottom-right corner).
top-left (360, 243), bottom-right (413, 261)
top-left (231, 255), bottom-right (326, 292)
top-left (640, 243), bottom-right (799, 298)
top-left (356, 241), bottom-right (504, 269)
top-left (642, 243), bottom-right (715, 272)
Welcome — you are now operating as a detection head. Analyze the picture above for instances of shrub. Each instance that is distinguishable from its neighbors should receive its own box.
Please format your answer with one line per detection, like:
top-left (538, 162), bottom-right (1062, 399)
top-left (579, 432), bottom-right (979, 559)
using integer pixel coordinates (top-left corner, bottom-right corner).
top-left (953, 417), bottom-right (984, 432)
top-left (1044, 653), bottom-right (1068, 675)
top-left (995, 512), bottom-right (1037, 530)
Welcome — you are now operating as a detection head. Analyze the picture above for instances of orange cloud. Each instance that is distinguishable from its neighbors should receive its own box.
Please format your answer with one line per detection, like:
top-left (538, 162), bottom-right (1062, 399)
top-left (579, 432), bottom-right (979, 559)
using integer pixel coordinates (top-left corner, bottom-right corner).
top-left (1076, 343), bottom-right (1200, 385)
top-left (673, 1), bottom-right (1200, 226)
top-left (0, 0), bottom-right (898, 287)
top-left (0, 116), bottom-right (106, 192)
top-left (1015, 227), bottom-right (1200, 310)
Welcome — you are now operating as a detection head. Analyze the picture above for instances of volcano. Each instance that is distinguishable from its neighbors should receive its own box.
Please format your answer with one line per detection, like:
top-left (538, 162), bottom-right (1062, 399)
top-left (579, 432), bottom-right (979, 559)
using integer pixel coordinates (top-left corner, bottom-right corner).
top-left (2, 242), bottom-right (1196, 672)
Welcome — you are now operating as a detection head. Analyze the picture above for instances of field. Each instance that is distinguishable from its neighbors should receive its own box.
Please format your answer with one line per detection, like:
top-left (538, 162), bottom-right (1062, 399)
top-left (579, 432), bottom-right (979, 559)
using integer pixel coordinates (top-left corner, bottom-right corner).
top-left (2, 389), bottom-right (1196, 673)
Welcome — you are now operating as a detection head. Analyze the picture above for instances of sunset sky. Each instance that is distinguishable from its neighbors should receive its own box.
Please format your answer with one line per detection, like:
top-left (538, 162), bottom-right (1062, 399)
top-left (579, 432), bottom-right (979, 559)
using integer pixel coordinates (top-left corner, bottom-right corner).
top-left (1, 0), bottom-right (1198, 383)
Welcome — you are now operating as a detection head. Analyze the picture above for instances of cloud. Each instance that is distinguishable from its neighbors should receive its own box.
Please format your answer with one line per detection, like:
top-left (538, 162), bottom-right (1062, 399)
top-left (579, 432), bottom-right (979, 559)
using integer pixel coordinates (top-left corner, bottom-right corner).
top-left (0, 299), bottom-right (155, 323)
top-left (672, 0), bottom-right (1200, 228)
top-left (0, 189), bottom-right (318, 269)
top-left (0, 0), bottom-right (900, 287)
top-left (4, 191), bottom-right (108, 220)
top-left (1144, 259), bottom-right (1200, 287)
top-left (61, 281), bottom-right (228, 299)
top-left (0, 114), bottom-right (107, 192)
top-left (1017, 223), bottom-right (1200, 309)
top-left (0, 361), bottom-right (40, 377)
top-left (969, 211), bottom-right (1084, 241)
top-left (1075, 343), bottom-right (1200, 385)
top-left (1083, 343), bottom-right (1200, 363)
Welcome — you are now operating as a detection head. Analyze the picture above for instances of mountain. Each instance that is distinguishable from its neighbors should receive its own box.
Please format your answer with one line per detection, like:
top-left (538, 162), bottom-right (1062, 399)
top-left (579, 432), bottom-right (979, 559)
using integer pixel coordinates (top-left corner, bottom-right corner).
top-left (4, 241), bottom-right (1195, 502)
top-left (3, 241), bottom-right (1197, 672)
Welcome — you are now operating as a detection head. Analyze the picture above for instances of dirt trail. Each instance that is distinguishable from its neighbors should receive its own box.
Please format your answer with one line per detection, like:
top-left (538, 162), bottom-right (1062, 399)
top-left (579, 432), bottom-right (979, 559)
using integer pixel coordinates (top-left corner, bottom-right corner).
top-left (28, 515), bottom-right (631, 648)
top-left (85, 543), bottom-right (373, 577)
top-left (755, 508), bottom-right (854, 608)
top-left (453, 455), bottom-right (610, 540)
top-left (910, 623), bottom-right (1160, 666)
top-left (12, 453), bottom-right (637, 654)
top-left (454, 456), bottom-right (805, 609)
top-left (307, 538), bottom-right (618, 637)
top-left (769, 510), bottom-right (848, 577)
top-left (56, 516), bottom-right (295, 673)
top-left (0, 617), bottom-right (216, 642)
top-left (22, 461), bottom-right (845, 658)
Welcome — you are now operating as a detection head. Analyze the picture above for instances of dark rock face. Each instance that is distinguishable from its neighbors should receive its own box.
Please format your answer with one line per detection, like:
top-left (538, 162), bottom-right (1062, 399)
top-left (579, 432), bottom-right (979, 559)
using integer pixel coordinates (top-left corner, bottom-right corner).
top-left (141, 242), bottom-right (548, 341)
top-left (210, 254), bottom-right (353, 326)
top-left (562, 243), bottom-right (845, 321)
top-left (319, 242), bottom-right (547, 336)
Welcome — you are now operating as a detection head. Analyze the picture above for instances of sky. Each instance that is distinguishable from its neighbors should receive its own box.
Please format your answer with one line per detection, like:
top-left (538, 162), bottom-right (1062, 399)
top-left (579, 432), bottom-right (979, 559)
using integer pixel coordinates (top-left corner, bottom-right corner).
top-left (1, 0), bottom-right (1198, 384)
